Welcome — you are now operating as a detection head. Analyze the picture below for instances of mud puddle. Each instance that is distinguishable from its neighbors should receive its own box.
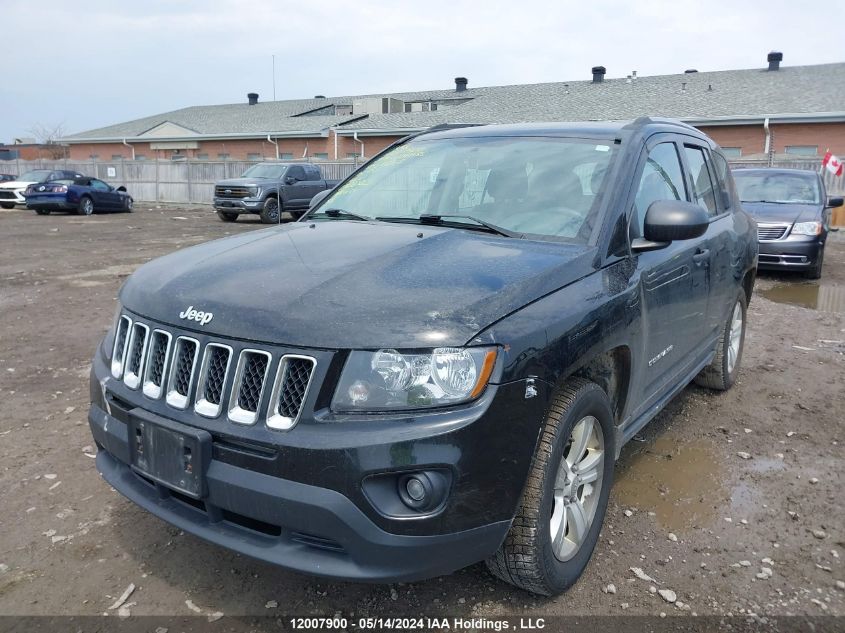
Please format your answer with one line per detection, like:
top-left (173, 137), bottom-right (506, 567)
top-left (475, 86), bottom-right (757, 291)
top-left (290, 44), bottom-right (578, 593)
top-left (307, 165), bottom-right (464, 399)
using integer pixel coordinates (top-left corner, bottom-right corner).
top-left (614, 436), bottom-right (734, 532)
top-left (759, 282), bottom-right (845, 313)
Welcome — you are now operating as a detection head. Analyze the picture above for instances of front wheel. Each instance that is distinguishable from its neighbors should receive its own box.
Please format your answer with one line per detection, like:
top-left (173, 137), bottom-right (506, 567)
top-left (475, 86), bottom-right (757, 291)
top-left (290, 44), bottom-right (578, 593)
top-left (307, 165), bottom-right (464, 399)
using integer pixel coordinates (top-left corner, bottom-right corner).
top-left (486, 378), bottom-right (615, 595)
top-left (1, 203), bottom-right (14, 209)
top-left (34, 208), bottom-right (51, 216)
top-left (694, 291), bottom-right (747, 390)
top-left (77, 196), bottom-right (94, 216)
top-left (259, 197), bottom-right (280, 224)
top-left (124, 197), bottom-right (134, 213)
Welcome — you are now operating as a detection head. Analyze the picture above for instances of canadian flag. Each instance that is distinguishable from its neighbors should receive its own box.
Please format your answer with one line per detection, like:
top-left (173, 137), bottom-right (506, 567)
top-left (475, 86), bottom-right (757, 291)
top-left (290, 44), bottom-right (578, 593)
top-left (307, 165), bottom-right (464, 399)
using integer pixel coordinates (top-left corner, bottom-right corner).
top-left (822, 151), bottom-right (844, 177)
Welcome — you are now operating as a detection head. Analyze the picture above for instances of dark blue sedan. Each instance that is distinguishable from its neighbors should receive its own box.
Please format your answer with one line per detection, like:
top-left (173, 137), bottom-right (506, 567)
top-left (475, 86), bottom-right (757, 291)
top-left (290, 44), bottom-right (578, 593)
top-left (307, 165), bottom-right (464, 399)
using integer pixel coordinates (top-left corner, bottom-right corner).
top-left (24, 177), bottom-right (133, 216)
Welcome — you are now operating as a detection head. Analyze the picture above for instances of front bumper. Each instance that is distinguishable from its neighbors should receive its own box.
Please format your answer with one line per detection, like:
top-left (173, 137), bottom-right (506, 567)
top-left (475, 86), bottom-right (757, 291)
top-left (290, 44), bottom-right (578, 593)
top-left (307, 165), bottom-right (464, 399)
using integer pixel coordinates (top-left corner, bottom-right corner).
top-left (213, 197), bottom-right (263, 213)
top-left (88, 340), bottom-right (546, 582)
top-left (758, 235), bottom-right (824, 270)
top-left (0, 189), bottom-right (26, 204)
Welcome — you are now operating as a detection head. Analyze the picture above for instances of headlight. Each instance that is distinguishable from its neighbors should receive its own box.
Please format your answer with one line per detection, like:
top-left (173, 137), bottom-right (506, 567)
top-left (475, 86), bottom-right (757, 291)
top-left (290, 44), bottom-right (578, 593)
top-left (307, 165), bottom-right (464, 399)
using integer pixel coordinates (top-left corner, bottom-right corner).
top-left (792, 221), bottom-right (822, 236)
top-left (332, 347), bottom-right (498, 411)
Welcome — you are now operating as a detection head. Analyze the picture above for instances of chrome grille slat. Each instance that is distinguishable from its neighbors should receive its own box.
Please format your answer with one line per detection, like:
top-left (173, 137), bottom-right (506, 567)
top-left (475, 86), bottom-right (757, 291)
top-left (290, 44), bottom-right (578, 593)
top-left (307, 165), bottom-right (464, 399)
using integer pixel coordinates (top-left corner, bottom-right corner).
top-left (757, 223), bottom-right (789, 241)
top-left (123, 323), bottom-right (150, 390)
top-left (228, 350), bottom-right (272, 425)
top-left (111, 315), bottom-right (132, 378)
top-left (142, 330), bottom-right (172, 399)
top-left (194, 343), bottom-right (232, 418)
top-left (267, 355), bottom-right (316, 430)
top-left (165, 337), bottom-right (199, 409)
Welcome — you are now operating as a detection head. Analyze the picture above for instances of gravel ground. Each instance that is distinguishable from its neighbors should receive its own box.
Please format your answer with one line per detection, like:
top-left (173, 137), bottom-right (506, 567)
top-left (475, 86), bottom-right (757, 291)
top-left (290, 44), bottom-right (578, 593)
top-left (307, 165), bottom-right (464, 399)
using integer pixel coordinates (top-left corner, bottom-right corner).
top-left (0, 204), bottom-right (843, 624)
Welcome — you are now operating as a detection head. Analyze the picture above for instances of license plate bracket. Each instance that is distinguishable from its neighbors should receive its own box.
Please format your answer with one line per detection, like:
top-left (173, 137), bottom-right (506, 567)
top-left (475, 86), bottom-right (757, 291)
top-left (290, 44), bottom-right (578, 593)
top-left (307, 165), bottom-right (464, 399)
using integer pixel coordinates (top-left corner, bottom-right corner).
top-left (128, 409), bottom-right (212, 499)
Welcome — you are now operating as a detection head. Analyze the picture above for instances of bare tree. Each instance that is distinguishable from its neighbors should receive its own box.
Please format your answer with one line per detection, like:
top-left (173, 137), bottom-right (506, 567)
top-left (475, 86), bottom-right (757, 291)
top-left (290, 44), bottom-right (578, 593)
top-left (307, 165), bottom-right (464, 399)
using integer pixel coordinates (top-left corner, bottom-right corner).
top-left (26, 122), bottom-right (69, 159)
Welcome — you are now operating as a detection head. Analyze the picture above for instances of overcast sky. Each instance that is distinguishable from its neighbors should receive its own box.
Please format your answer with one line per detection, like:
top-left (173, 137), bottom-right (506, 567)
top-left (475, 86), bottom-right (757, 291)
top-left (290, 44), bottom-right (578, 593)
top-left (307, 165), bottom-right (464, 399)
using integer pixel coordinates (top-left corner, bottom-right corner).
top-left (2, 0), bottom-right (842, 143)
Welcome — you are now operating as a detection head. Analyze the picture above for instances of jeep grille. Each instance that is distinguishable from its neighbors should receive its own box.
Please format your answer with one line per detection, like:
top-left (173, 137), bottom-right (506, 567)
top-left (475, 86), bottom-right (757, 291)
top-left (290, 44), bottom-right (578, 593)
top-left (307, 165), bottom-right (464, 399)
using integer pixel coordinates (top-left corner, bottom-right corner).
top-left (111, 314), bottom-right (315, 430)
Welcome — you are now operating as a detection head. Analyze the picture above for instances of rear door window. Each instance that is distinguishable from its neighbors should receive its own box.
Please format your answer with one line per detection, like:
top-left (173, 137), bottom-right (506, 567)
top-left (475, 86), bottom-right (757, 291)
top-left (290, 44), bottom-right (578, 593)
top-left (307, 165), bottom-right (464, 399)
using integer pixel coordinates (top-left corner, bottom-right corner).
top-left (288, 166), bottom-right (306, 181)
top-left (683, 145), bottom-right (718, 216)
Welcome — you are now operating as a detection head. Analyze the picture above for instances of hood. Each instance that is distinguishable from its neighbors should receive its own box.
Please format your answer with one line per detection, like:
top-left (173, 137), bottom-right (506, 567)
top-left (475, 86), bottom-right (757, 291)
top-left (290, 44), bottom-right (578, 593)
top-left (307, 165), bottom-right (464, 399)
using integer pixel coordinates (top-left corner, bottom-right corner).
top-left (741, 201), bottom-right (820, 224)
top-left (215, 178), bottom-right (270, 187)
top-left (0, 180), bottom-right (35, 189)
top-left (120, 221), bottom-right (596, 349)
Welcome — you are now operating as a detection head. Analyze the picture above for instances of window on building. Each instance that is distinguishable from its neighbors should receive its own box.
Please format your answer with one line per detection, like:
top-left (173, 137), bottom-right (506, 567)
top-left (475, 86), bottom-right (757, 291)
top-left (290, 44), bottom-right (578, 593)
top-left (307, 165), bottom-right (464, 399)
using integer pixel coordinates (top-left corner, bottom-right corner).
top-left (196, 153), bottom-right (209, 160)
top-left (312, 153), bottom-right (329, 160)
top-left (218, 153), bottom-right (230, 160)
top-left (346, 152), bottom-right (361, 159)
top-left (89, 154), bottom-right (99, 160)
top-left (247, 153), bottom-right (263, 161)
top-left (720, 147), bottom-right (742, 158)
top-left (633, 142), bottom-right (686, 236)
top-left (111, 154), bottom-right (124, 160)
top-left (279, 152), bottom-right (294, 160)
top-left (785, 145), bottom-right (818, 156)
top-left (135, 155), bottom-right (147, 161)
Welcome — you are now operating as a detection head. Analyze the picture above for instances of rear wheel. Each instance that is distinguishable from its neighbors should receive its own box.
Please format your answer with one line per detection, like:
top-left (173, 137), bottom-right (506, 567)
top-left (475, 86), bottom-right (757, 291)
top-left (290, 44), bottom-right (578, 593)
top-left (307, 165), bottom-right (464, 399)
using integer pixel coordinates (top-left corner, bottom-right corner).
top-left (694, 291), bottom-right (746, 390)
top-left (34, 208), bottom-right (51, 216)
top-left (1, 203), bottom-right (14, 209)
top-left (804, 245), bottom-right (824, 280)
top-left (486, 378), bottom-right (615, 595)
top-left (217, 211), bottom-right (238, 223)
top-left (259, 197), bottom-right (280, 224)
top-left (77, 196), bottom-right (94, 216)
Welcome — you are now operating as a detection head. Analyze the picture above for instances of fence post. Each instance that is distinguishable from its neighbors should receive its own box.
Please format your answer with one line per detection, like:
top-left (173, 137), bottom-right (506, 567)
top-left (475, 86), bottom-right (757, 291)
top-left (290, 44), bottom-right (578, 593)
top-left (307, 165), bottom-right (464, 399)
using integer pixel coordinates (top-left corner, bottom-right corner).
top-left (155, 157), bottom-right (160, 203)
top-left (187, 156), bottom-right (193, 203)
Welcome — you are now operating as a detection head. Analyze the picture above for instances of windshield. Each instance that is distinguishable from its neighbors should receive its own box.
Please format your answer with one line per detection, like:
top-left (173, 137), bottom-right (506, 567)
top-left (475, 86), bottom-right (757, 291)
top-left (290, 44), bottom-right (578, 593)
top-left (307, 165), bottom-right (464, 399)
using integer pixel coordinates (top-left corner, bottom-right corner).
top-left (241, 164), bottom-right (287, 179)
top-left (312, 135), bottom-right (618, 242)
top-left (19, 170), bottom-right (52, 182)
top-left (733, 171), bottom-right (821, 204)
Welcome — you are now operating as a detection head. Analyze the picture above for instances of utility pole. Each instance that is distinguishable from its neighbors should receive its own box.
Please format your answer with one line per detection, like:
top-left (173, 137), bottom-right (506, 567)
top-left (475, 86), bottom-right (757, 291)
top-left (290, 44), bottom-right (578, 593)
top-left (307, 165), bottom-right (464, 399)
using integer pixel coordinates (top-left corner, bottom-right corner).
top-left (272, 55), bottom-right (276, 101)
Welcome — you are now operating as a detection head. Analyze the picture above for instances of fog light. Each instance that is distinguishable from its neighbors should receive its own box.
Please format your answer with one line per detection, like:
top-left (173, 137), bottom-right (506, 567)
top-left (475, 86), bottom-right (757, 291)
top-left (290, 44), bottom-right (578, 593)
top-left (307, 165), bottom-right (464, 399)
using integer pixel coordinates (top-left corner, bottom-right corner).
top-left (405, 477), bottom-right (426, 502)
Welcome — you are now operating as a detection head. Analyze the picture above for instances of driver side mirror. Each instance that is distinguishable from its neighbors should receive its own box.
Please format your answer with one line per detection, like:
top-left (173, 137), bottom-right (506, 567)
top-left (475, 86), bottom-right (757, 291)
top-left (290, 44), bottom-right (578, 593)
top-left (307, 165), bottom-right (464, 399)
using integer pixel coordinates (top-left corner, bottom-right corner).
top-left (632, 200), bottom-right (710, 253)
top-left (309, 189), bottom-right (331, 210)
top-left (827, 196), bottom-right (844, 208)
top-left (285, 176), bottom-right (299, 185)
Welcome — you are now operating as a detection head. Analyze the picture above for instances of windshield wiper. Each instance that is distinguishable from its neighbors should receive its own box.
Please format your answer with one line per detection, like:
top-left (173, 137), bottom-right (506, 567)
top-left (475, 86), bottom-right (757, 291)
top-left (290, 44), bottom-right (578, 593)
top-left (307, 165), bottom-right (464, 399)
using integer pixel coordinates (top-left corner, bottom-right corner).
top-left (376, 214), bottom-right (521, 238)
top-left (319, 208), bottom-right (372, 221)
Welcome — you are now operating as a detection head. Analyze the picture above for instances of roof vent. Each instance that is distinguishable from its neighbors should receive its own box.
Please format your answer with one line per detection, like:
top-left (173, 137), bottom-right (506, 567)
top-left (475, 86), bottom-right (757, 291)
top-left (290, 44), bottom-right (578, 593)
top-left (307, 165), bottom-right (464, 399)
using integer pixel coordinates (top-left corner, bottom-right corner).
top-left (767, 51), bottom-right (783, 71)
top-left (684, 69), bottom-right (698, 73)
top-left (455, 77), bottom-right (468, 92)
top-left (591, 66), bottom-right (606, 83)
top-left (314, 95), bottom-right (326, 99)
top-left (247, 92), bottom-right (259, 105)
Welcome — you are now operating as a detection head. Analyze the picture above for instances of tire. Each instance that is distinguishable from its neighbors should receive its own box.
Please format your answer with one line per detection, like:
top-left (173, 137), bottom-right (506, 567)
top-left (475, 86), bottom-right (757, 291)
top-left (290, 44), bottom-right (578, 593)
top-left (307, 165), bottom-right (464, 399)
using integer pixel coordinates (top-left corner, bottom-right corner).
top-left (804, 245), bottom-right (824, 280)
top-left (125, 197), bottom-right (134, 213)
top-left (77, 196), bottom-right (94, 216)
top-left (34, 208), bottom-right (51, 216)
top-left (1, 203), bottom-right (14, 209)
top-left (694, 290), bottom-right (747, 390)
top-left (259, 197), bottom-right (281, 224)
top-left (486, 378), bottom-right (615, 596)
top-left (217, 211), bottom-right (238, 223)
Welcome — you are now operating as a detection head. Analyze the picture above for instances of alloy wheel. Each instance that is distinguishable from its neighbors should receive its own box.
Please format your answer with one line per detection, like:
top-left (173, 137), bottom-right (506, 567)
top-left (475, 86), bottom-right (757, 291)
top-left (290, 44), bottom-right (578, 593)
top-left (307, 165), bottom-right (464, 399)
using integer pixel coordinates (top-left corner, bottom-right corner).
top-left (727, 301), bottom-right (743, 374)
top-left (550, 415), bottom-right (605, 562)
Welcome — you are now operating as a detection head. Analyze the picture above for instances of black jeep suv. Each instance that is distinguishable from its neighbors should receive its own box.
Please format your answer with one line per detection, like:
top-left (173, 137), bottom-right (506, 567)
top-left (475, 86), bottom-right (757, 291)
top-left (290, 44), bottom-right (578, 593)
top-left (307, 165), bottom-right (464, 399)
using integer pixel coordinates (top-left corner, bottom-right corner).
top-left (88, 118), bottom-right (757, 595)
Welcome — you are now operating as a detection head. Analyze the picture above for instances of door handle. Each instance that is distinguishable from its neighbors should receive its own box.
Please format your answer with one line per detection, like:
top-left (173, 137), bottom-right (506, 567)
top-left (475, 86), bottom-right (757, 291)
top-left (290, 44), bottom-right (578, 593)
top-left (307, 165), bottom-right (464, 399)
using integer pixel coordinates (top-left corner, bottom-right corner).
top-left (692, 248), bottom-right (710, 266)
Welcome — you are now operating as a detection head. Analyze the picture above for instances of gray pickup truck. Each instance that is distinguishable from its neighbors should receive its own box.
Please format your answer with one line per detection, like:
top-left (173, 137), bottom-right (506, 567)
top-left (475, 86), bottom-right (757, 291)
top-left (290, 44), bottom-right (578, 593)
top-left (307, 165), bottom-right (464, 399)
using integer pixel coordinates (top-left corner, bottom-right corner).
top-left (213, 163), bottom-right (338, 223)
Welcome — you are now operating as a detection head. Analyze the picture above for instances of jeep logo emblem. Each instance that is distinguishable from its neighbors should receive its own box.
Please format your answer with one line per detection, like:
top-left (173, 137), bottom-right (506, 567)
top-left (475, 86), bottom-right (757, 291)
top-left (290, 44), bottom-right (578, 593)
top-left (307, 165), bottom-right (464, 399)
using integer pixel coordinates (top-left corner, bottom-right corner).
top-left (179, 306), bottom-right (213, 326)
